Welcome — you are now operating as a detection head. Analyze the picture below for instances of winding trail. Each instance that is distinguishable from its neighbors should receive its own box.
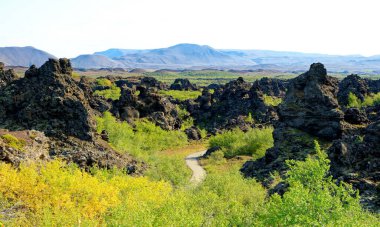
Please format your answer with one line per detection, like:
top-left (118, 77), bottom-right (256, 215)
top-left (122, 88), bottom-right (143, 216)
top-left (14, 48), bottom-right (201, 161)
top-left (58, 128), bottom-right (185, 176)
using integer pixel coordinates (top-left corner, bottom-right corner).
top-left (185, 150), bottom-right (207, 185)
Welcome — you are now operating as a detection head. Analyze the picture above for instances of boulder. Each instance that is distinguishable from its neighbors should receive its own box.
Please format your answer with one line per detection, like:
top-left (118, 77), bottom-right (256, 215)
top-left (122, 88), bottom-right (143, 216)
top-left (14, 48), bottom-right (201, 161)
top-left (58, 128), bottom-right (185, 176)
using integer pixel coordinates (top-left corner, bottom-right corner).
top-left (279, 63), bottom-right (344, 139)
top-left (184, 126), bottom-right (202, 140)
top-left (170, 78), bottom-right (197, 91)
top-left (0, 62), bottom-right (18, 87)
top-left (338, 74), bottom-right (369, 106)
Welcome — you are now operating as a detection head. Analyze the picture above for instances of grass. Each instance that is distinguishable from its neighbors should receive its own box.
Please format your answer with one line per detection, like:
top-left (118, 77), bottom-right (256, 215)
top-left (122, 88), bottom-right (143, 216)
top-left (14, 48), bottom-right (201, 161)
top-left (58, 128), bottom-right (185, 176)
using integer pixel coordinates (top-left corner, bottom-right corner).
top-left (159, 90), bottom-right (201, 101)
top-left (208, 127), bottom-right (274, 159)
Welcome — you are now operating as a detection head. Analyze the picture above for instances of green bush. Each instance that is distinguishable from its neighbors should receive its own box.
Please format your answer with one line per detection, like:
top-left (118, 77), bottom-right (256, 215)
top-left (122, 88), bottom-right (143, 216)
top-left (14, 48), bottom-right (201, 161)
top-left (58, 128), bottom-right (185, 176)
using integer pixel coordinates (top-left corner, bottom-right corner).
top-left (348, 91), bottom-right (380, 108)
top-left (94, 85), bottom-right (121, 100)
top-left (209, 127), bottom-right (274, 159)
top-left (96, 112), bottom-right (189, 185)
top-left (263, 94), bottom-right (282, 106)
top-left (259, 141), bottom-right (379, 226)
top-left (176, 106), bottom-right (194, 130)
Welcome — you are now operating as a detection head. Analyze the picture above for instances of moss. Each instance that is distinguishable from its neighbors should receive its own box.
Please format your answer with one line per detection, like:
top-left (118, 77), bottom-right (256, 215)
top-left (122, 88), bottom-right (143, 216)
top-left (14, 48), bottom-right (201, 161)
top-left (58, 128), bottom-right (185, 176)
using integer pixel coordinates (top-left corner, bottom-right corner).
top-left (1, 134), bottom-right (26, 151)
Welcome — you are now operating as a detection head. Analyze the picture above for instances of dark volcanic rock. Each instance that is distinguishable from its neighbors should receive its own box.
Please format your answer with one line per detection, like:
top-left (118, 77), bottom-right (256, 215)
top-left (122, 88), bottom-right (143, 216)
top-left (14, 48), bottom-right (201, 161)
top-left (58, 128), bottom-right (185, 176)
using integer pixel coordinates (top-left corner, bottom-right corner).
top-left (279, 63), bottom-right (344, 139)
top-left (186, 77), bottom-right (281, 132)
top-left (115, 76), bottom-right (167, 90)
top-left (344, 108), bottom-right (368, 124)
top-left (242, 63), bottom-right (343, 180)
top-left (184, 126), bottom-right (202, 140)
top-left (0, 62), bottom-right (18, 87)
top-left (0, 59), bottom-right (143, 173)
top-left (328, 121), bottom-right (380, 211)
top-left (0, 59), bottom-right (95, 140)
top-left (112, 84), bottom-right (181, 130)
top-left (251, 77), bottom-right (287, 97)
top-left (170, 78), bottom-right (197, 91)
top-left (338, 74), bottom-right (369, 106)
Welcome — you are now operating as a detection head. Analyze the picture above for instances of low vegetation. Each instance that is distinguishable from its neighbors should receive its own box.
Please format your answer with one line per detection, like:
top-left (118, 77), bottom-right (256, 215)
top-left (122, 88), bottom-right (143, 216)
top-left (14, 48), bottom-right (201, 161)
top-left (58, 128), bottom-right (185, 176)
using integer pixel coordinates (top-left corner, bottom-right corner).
top-left (259, 141), bottom-right (379, 226)
top-left (0, 134), bottom-right (26, 151)
top-left (159, 89), bottom-right (201, 101)
top-left (263, 94), bottom-right (282, 106)
top-left (209, 127), bottom-right (274, 159)
top-left (93, 78), bottom-right (121, 100)
top-left (1, 141), bottom-right (378, 226)
top-left (96, 112), bottom-right (189, 185)
top-left (347, 91), bottom-right (380, 108)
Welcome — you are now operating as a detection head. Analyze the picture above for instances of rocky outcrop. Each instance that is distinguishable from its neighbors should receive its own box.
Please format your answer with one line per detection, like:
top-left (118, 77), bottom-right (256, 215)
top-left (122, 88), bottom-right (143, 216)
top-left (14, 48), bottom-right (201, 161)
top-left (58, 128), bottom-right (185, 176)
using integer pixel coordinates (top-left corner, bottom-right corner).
top-left (242, 63), bottom-right (344, 180)
top-left (241, 63), bottom-right (380, 211)
top-left (0, 62), bottom-right (18, 87)
top-left (328, 121), bottom-right (380, 210)
top-left (338, 74), bottom-right (369, 106)
top-left (0, 59), bottom-right (143, 173)
top-left (184, 126), bottom-right (202, 140)
top-left (186, 77), bottom-right (283, 132)
top-left (0, 129), bottom-right (143, 174)
top-left (251, 77), bottom-right (287, 97)
top-left (0, 59), bottom-right (95, 140)
top-left (115, 76), bottom-right (167, 90)
top-left (279, 63), bottom-right (344, 139)
top-left (112, 84), bottom-right (181, 130)
top-left (170, 78), bottom-right (197, 91)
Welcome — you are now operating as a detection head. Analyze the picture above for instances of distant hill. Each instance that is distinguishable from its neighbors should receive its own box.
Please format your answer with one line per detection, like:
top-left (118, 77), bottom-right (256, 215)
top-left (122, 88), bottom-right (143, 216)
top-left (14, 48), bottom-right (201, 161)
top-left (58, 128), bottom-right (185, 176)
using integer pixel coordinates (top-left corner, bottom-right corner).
top-left (118, 44), bottom-right (255, 67)
top-left (0, 46), bottom-right (56, 67)
top-left (71, 54), bottom-right (124, 69)
top-left (4, 44), bottom-right (380, 73)
top-left (94, 48), bottom-right (150, 58)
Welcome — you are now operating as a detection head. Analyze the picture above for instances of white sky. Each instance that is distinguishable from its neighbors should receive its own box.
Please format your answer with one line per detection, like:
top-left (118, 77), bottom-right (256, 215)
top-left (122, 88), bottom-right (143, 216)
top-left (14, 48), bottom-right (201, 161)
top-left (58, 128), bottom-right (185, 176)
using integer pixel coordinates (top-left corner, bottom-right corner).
top-left (0, 0), bottom-right (379, 58)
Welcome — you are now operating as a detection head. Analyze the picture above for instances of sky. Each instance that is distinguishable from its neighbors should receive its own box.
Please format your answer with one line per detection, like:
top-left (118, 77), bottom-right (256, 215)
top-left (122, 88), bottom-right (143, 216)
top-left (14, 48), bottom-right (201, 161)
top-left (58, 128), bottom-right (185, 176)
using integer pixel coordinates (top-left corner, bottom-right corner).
top-left (0, 0), bottom-right (379, 58)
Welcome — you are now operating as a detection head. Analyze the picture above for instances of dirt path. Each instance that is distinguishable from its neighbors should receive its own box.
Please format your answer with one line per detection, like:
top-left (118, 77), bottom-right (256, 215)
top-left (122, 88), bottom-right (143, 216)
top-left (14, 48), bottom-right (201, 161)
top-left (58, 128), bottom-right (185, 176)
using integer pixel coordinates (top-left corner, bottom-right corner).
top-left (185, 150), bottom-right (207, 185)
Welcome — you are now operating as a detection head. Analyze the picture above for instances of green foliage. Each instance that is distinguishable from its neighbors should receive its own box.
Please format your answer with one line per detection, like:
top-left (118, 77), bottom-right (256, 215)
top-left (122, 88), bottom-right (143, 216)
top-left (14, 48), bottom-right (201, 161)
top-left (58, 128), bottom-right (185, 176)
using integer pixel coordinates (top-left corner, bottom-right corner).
top-left (259, 141), bottom-right (379, 226)
top-left (263, 94), bottom-right (282, 106)
top-left (0, 134), bottom-right (26, 151)
top-left (96, 78), bottom-right (113, 87)
top-left (94, 85), bottom-right (121, 100)
top-left (159, 90), bottom-right (201, 101)
top-left (348, 91), bottom-right (380, 108)
top-left (96, 112), bottom-right (189, 185)
top-left (93, 78), bottom-right (121, 100)
top-left (209, 127), bottom-right (274, 159)
top-left (176, 106), bottom-right (194, 130)
top-left (71, 72), bottom-right (81, 79)
top-left (97, 112), bottom-right (187, 157)
top-left (207, 150), bottom-right (227, 165)
top-left (244, 112), bottom-right (254, 124)
top-left (347, 92), bottom-right (362, 108)
top-left (105, 171), bottom-right (266, 226)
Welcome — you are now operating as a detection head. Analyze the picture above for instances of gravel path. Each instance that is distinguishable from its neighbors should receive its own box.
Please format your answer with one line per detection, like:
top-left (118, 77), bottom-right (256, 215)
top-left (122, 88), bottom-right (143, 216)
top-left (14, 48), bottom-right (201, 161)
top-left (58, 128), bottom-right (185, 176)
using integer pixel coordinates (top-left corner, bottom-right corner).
top-left (185, 150), bottom-right (207, 185)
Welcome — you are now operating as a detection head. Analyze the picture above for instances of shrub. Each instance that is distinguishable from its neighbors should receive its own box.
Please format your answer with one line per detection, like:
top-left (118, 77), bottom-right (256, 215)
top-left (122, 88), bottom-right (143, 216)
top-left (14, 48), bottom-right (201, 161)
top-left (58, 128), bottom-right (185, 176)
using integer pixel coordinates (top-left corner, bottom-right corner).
top-left (209, 127), bottom-right (274, 159)
top-left (96, 112), bottom-right (189, 186)
top-left (259, 141), bottom-right (379, 226)
top-left (348, 91), bottom-right (380, 108)
top-left (347, 92), bottom-right (362, 108)
top-left (96, 78), bottom-right (113, 87)
top-left (263, 94), bottom-right (282, 106)
top-left (176, 106), bottom-right (194, 130)
top-left (94, 85), bottom-right (121, 100)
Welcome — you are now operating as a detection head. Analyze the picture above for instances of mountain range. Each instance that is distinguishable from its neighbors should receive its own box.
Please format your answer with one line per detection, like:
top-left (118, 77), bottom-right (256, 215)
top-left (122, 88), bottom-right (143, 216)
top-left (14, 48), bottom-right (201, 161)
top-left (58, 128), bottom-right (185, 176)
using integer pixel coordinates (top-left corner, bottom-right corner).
top-left (2, 44), bottom-right (380, 73)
